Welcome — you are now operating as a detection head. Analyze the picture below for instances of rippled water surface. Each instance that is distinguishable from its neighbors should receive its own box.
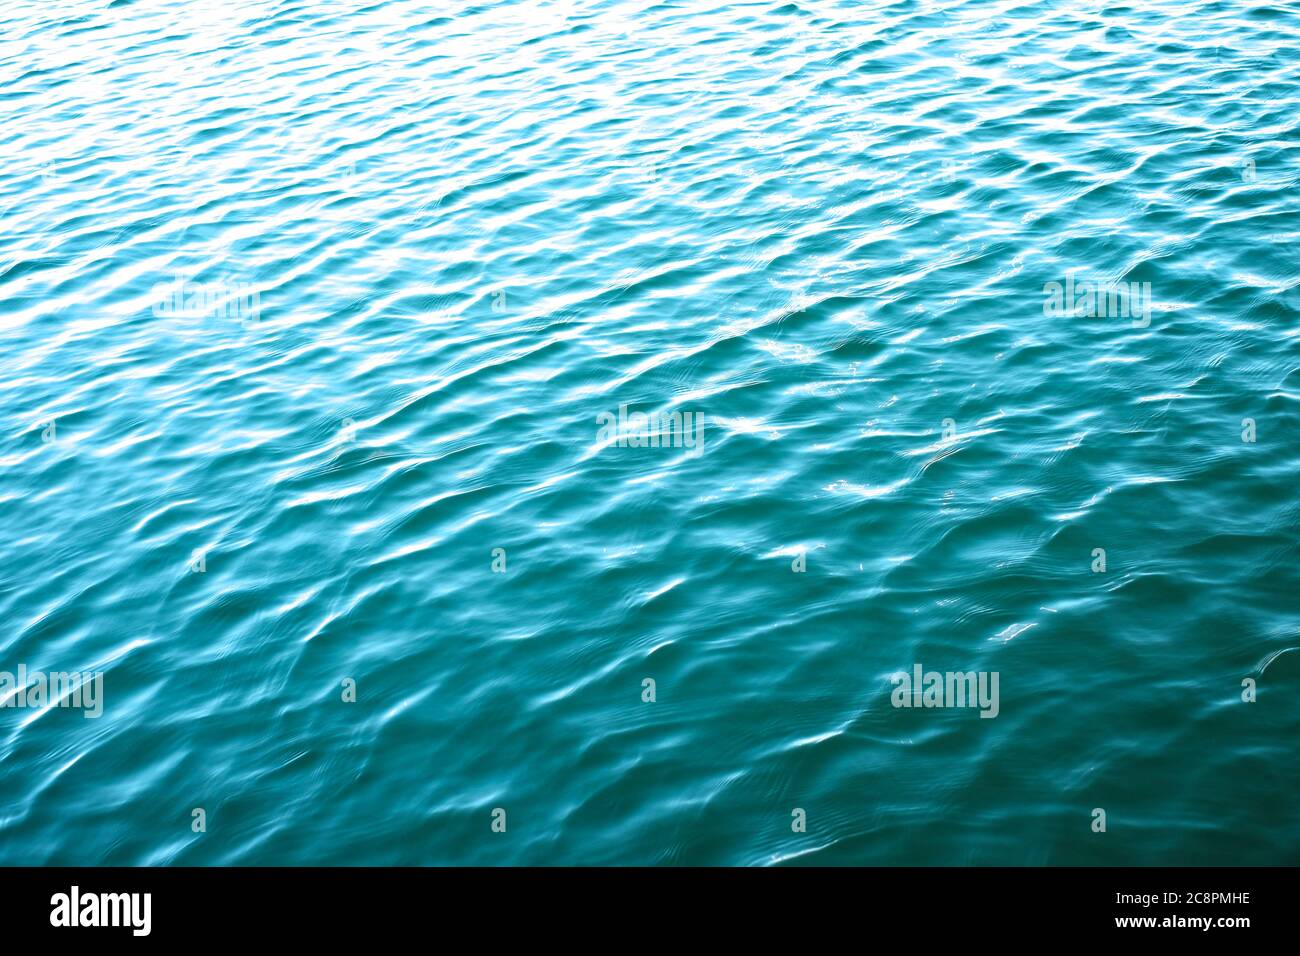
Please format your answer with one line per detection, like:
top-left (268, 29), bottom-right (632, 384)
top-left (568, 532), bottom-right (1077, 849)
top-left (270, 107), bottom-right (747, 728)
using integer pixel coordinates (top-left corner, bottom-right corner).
top-left (2, 0), bottom-right (1299, 865)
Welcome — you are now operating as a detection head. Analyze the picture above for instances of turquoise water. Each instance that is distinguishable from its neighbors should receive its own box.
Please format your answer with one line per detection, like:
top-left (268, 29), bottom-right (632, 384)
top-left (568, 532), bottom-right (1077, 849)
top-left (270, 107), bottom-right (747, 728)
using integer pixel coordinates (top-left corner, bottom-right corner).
top-left (2, 0), bottom-right (1299, 866)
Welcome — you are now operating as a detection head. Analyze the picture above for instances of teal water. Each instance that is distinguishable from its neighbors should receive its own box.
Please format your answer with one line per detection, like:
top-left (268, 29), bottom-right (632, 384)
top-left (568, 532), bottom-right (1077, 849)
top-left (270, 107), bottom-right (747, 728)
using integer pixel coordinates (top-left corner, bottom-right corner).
top-left (1, 0), bottom-right (1299, 866)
